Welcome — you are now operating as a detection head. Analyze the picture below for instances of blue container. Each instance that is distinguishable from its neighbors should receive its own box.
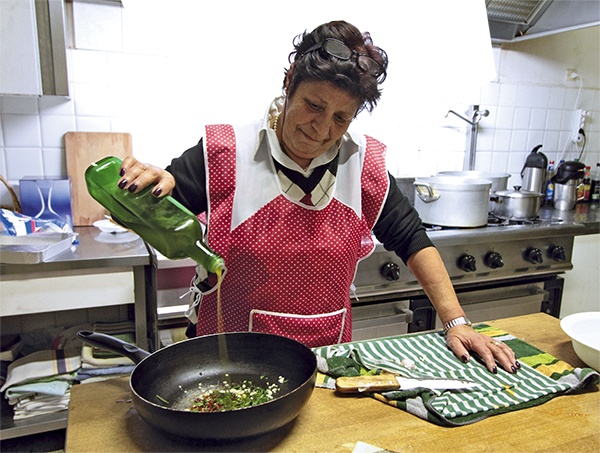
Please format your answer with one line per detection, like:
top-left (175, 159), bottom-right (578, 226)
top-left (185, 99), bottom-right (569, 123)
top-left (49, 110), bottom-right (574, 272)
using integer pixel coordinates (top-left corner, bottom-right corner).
top-left (19, 177), bottom-right (73, 228)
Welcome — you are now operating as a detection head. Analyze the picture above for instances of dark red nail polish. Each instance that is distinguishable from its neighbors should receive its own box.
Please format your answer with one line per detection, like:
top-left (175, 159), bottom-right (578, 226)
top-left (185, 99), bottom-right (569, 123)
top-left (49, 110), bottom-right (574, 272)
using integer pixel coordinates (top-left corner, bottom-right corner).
top-left (119, 168), bottom-right (125, 177)
top-left (128, 183), bottom-right (137, 193)
top-left (461, 355), bottom-right (469, 363)
top-left (118, 179), bottom-right (127, 189)
top-left (516, 361), bottom-right (521, 369)
top-left (511, 366), bottom-right (517, 373)
top-left (492, 366), bottom-right (498, 374)
top-left (152, 187), bottom-right (162, 197)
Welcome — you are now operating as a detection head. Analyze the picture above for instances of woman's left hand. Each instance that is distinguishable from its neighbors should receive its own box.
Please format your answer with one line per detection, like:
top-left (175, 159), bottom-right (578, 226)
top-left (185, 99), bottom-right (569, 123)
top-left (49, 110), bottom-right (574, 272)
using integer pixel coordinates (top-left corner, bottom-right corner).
top-left (445, 325), bottom-right (520, 374)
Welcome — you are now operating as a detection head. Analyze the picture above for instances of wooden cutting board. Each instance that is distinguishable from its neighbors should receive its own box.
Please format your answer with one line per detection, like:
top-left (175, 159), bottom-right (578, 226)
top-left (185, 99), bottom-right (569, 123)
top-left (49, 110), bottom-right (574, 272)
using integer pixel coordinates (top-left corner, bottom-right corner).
top-left (65, 132), bottom-right (133, 226)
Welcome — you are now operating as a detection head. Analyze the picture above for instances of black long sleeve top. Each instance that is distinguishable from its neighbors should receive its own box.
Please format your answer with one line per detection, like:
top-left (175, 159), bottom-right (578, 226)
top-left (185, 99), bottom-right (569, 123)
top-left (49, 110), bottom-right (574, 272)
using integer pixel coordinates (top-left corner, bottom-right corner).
top-left (166, 139), bottom-right (433, 264)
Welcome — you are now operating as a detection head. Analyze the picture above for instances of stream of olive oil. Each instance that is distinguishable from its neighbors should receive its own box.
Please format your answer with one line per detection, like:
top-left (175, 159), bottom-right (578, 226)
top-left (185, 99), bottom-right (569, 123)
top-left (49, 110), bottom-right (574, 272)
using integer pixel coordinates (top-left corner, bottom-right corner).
top-left (215, 268), bottom-right (229, 364)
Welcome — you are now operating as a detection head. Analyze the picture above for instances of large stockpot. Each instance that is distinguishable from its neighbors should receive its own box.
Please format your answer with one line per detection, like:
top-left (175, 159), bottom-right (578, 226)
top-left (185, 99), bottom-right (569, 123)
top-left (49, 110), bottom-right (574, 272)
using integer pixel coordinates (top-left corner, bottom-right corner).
top-left (77, 331), bottom-right (317, 440)
top-left (437, 171), bottom-right (510, 211)
top-left (413, 176), bottom-right (492, 227)
top-left (490, 186), bottom-right (543, 220)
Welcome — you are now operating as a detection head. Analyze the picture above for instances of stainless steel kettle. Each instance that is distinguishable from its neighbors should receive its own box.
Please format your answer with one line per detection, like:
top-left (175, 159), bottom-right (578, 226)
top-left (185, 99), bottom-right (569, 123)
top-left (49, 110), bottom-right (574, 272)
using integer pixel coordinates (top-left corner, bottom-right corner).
top-left (551, 160), bottom-right (586, 210)
top-left (520, 144), bottom-right (548, 194)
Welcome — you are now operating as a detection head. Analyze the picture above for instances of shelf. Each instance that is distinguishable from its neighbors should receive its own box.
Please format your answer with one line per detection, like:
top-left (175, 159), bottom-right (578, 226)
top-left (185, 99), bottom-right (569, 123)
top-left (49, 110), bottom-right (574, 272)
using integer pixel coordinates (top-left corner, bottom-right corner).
top-left (0, 396), bottom-right (67, 440)
top-left (0, 226), bottom-right (158, 442)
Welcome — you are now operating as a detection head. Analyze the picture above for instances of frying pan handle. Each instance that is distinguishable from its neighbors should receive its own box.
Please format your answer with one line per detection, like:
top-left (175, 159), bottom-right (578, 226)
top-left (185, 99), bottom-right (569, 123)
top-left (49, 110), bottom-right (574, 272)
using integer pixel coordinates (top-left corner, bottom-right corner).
top-left (77, 330), bottom-right (151, 364)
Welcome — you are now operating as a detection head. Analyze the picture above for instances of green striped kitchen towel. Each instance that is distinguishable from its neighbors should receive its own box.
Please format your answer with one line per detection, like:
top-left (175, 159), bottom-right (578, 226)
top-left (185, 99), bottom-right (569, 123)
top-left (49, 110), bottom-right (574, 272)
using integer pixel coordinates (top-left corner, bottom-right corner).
top-left (312, 324), bottom-right (599, 426)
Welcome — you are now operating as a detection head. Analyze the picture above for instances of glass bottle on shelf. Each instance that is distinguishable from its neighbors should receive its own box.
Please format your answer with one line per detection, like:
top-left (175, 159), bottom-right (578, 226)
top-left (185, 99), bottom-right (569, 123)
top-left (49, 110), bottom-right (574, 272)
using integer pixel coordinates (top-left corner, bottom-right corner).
top-left (545, 160), bottom-right (555, 206)
top-left (581, 166), bottom-right (591, 202)
top-left (590, 163), bottom-right (600, 204)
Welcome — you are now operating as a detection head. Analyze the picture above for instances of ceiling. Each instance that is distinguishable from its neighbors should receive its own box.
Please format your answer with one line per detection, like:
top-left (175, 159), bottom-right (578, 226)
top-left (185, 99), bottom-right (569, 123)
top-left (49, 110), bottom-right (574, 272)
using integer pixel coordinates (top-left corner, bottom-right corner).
top-left (486, 0), bottom-right (600, 43)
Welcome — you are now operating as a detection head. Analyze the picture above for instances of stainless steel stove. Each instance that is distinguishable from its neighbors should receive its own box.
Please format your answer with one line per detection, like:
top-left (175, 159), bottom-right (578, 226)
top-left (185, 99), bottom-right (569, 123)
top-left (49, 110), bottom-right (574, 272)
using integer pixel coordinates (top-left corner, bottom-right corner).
top-left (350, 214), bottom-right (583, 341)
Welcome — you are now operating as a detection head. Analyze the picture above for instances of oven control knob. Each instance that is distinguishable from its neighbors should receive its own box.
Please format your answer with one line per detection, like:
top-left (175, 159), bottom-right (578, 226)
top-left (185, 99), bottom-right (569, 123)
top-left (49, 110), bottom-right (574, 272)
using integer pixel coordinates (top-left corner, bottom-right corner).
top-left (381, 262), bottom-right (401, 281)
top-left (458, 254), bottom-right (477, 272)
top-left (484, 252), bottom-right (504, 269)
top-left (549, 245), bottom-right (566, 262)
top-left (526, 247), bottom-right (543, 264)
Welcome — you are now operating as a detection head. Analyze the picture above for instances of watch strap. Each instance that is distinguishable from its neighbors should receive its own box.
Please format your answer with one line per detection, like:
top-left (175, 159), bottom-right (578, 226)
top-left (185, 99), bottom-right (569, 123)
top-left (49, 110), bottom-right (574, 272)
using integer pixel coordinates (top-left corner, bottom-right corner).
top-left (443, 316), bottom-right (472, 333)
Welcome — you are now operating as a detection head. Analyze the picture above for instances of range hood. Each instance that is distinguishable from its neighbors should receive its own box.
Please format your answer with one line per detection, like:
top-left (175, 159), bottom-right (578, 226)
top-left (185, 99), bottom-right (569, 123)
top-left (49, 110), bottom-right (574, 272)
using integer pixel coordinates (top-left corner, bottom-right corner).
top-left (486, 0), bottom-right (600, 44)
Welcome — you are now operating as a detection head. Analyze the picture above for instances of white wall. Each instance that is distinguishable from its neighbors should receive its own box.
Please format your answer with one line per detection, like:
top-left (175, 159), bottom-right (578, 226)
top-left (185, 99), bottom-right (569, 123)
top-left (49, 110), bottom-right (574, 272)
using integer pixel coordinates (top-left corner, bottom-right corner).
top-left (0, 0), bottom-right (597, 327)
top-left (0, 1), bottom-right (598, 198)
top-left (561, 234), bottom-right (600, 317)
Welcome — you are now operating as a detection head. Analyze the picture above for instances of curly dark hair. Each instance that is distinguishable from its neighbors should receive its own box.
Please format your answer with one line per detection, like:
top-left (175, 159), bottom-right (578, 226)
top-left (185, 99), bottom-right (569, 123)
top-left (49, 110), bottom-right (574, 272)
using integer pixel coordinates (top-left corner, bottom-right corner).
top-left (283, 20), bottom-right (388, 115)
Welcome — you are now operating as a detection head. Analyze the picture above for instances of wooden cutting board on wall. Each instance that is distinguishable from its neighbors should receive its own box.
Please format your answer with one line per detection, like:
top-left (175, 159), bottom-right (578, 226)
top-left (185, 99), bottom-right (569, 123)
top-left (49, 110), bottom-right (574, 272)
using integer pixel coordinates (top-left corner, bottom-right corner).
top-left (65, 132), bottom-right (133, 226)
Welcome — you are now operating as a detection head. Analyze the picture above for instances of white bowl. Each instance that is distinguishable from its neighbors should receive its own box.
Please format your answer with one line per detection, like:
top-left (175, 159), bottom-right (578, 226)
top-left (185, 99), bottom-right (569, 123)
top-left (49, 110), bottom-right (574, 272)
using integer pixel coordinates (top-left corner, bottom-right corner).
top-left (560, 312), bottom-right (600, 371)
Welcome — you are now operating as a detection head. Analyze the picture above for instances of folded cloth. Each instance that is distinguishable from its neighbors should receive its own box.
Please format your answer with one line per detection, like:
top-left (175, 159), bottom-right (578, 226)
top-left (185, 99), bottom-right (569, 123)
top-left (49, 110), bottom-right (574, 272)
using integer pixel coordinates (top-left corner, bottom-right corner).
top-left (76, 365), bottom-right (135, 382)
top-left (5, 380), bottom-right (70, 401)
top-left (80, 345), bottom-right (134, 368)
top-left (85, 321), bottom-right (136, 361)
top-left (312, 324), bottom-right (599, 426)
top-left (12, 391), bottom-right (70, 420)
top-left (1, 349), bottom-right (81, 392)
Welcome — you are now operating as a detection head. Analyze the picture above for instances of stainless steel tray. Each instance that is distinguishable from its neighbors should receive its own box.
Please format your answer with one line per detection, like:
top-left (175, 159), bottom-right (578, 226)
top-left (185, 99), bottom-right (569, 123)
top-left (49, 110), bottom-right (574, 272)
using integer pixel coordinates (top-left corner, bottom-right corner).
top-left (0, 233), bottom-right (75, 264)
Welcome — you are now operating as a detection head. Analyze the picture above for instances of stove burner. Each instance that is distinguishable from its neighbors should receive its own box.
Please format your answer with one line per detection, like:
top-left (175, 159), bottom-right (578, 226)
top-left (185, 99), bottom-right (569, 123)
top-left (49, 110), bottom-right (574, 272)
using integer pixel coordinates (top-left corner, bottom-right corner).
top-left (486, 214), bottom-right (564, 227)
top-left (486, 214), bottom-right (538, 226)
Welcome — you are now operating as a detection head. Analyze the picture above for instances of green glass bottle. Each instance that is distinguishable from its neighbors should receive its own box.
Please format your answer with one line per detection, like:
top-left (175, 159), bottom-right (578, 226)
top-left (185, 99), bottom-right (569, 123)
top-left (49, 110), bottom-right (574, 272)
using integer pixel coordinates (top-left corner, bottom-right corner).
top-left (85, 156), bottom-right (225, 274)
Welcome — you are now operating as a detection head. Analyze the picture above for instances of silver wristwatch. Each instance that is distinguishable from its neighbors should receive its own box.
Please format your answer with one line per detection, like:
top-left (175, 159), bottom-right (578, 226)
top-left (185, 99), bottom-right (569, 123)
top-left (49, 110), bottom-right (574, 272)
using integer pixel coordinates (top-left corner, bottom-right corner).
top-left (443, 316), bottom-right (472, 333)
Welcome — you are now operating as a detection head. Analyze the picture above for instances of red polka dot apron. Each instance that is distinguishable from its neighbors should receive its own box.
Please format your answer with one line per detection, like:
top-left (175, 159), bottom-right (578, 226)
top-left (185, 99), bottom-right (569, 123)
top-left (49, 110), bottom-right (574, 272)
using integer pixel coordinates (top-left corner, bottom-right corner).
top-left (195, 123), bottom-right (389, 348)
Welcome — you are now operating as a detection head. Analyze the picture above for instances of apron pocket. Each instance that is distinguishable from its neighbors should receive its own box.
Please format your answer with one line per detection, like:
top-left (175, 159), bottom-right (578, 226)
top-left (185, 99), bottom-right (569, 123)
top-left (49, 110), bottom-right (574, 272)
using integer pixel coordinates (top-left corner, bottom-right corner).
top-left (249, 308), bottom-right (347, 348)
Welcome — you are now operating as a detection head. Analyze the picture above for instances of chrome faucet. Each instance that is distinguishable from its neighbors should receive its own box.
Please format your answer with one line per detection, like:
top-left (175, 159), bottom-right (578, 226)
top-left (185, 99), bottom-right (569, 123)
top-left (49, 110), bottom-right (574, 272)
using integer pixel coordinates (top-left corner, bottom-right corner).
top-left (445, 105), bottom-right (490, 171)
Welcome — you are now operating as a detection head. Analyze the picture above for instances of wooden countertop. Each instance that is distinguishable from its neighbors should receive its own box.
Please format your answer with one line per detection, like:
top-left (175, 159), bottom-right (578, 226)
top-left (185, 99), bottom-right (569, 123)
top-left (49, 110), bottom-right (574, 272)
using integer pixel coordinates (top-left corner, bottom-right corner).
top-left (65, 313), bottom-right (599, 452)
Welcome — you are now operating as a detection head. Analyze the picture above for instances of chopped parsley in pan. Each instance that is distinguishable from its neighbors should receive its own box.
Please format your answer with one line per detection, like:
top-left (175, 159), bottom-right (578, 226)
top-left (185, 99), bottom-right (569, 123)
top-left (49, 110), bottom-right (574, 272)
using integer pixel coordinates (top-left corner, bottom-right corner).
top-left (187, 376), bottom-right (287, 413)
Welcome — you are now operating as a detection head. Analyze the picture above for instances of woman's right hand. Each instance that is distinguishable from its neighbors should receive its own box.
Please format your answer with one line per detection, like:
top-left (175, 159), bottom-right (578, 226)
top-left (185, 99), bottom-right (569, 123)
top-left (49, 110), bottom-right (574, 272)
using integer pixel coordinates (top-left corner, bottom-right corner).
top-left (118, 156), bottom-right (176, 197)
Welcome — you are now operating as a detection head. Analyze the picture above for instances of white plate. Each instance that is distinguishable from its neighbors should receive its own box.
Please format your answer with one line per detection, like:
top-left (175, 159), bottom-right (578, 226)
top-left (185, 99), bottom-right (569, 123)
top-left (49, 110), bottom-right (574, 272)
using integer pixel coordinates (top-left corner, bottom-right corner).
top-left (94, 231), bottom-right (139, 244)
top-left (93, 219), bottom-right (129, 234)
top-left (560, 312), bottom-right (600, 371)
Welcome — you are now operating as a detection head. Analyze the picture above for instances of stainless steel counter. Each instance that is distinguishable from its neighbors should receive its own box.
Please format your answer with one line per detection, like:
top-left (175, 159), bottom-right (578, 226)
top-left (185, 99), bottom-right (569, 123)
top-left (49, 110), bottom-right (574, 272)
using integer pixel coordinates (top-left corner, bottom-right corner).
top-left (539, 203), bottom-right (600, 233)
top-left (424, 204), bottom-right (599, 247)
top-left (0, 226), bottom-right (150, 274)
top-left (0, 226), bottom-right (157, 351)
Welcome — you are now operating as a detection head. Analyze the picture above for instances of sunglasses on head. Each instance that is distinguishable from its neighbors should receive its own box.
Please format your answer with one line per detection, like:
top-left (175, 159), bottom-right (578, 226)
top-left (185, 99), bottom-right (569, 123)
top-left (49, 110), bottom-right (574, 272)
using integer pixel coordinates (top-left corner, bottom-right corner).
top-left (301, 38), bottom-right (383, 77)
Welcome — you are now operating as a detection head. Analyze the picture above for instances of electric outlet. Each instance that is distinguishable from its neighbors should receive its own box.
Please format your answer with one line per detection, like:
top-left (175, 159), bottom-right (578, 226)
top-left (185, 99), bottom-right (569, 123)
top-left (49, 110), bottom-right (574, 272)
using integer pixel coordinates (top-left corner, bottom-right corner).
top-left (571, 109), bottom-right (589, 143)
top-left (566, 68), bottom-right (579, 80)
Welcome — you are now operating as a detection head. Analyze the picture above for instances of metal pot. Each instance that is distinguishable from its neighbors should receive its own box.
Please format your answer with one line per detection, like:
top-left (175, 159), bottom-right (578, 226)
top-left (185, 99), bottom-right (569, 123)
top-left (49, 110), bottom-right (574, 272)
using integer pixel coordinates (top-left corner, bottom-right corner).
top-left (437, 171), bottom-right (510, 211)
top-left (414, 176), bottom-right (492, 227)
top-left (491, 186), bottom-right (543, 220)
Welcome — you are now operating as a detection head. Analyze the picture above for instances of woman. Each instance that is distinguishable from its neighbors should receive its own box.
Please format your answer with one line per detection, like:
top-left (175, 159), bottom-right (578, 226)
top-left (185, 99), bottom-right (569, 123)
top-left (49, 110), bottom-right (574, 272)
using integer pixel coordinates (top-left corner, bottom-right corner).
top-left (119, 21), bottom-right (519, 374)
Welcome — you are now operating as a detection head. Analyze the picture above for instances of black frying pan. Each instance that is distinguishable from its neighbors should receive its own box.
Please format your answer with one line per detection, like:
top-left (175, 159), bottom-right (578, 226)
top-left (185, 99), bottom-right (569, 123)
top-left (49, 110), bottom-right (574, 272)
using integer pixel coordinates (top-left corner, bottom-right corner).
top-left (77, 331), bottom-right (317, 440)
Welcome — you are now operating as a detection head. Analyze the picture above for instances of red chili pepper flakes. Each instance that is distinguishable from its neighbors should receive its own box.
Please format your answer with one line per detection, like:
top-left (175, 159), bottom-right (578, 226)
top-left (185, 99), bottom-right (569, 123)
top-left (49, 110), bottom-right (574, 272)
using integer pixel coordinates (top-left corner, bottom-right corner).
top-left (186, 377), bottom-right (286, 413)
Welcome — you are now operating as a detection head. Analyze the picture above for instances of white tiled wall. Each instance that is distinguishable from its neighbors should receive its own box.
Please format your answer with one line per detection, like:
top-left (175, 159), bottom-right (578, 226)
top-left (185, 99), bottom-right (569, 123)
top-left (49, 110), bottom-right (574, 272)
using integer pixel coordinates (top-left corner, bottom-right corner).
top-left (475, 83), bottom-right (599, 187)
top-left (0, 1), bottom-right (599, 207)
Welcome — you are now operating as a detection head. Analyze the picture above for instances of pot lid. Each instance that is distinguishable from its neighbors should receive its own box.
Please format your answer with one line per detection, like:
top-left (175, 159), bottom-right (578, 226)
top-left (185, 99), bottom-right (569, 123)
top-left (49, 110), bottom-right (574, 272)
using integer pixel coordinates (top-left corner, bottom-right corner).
top-left (415, 176), bottom-right (492, 190)
top-left (437, 171), bottom-right (510, 178)
top-left (495, 186), bottom-right (543, 198)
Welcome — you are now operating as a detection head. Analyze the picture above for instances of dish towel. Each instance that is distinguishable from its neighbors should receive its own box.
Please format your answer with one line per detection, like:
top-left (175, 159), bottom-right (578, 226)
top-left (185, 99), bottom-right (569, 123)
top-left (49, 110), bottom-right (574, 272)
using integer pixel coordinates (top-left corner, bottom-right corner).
top-left (312, 324), bottom-right (599, 426)
top-left (5, 381), bottom-right (72, 420)
top-left (1, 349), bottom-right (81, 420)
